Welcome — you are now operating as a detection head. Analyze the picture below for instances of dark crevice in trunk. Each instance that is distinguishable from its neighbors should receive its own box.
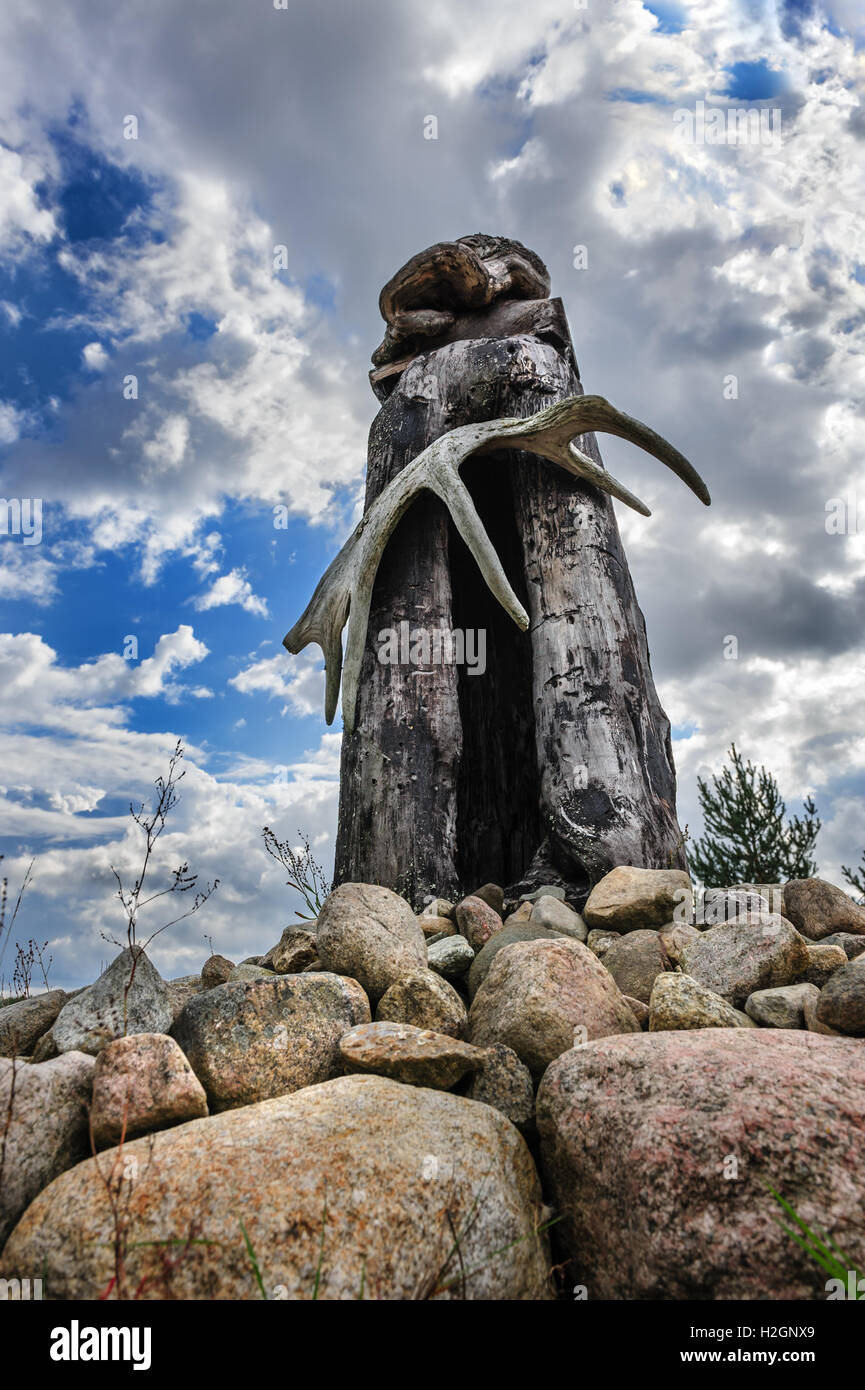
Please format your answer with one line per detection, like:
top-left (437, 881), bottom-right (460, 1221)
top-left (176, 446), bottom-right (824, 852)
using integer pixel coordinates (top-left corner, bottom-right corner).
top-left (451, 453), bottom-right (541, 889)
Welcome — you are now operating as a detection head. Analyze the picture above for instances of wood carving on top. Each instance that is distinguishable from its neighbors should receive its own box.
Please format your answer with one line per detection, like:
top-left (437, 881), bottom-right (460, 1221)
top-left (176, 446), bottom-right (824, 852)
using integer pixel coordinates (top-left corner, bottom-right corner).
top-left (285, 235), bottom-right (712, 906)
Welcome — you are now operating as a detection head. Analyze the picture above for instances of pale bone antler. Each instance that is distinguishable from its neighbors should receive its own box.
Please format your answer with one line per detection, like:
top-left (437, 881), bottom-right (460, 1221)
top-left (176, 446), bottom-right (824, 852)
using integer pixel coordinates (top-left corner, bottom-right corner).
top-left (284, 394), bottom-right (710, 733)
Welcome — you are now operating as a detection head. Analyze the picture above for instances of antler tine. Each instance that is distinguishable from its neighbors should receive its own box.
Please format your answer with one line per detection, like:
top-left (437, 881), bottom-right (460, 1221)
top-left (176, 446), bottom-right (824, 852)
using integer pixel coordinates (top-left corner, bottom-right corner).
top-left (284, 423), bottom-right (528, 733)
top-left (579, 394), bottom-right (710, 506)
top-left (283, 552), bottom-right (353, 724)
top-left (284, 395), bottom-right (708, 730)
top-left (492, 394), bottom-right (710, 512)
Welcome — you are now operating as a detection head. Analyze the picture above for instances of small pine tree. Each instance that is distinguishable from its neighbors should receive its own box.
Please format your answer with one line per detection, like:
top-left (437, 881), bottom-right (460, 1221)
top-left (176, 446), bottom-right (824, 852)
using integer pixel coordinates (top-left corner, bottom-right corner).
top-left (841, 853), bottom-right (865, 900)
top-left (688, 744), bottom-right (820, 887)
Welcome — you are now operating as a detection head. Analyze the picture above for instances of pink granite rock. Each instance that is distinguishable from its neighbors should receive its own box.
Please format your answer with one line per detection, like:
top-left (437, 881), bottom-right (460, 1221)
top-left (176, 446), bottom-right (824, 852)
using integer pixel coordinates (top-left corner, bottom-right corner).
top-left (537, 1030), bottom-right (865, 1299)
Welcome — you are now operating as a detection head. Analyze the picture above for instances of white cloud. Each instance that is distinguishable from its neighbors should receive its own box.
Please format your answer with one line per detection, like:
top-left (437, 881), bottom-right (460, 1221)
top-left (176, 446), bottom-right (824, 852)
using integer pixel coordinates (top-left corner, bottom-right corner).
top-left (0, 730), bottom-right (341, 987)
top-left (0, 548), bottom-right (58, 603)
top-left (0, 623), bottom-right (339, 985)
top-left (488, 138), bottom-right (552, 183)
top-left (669, 649), bottom-right (865, 860)
top-left (0, 143), bottom-right (56, 256)
top-left (230, 646), bottom-right (326, 717)
top-left (0, 625), bottom-right (211, 734)
top-left (81, 341), bottom-right (109, 371)
top-left (0, 400), bottom-right (30, 444)
top-left (193, 567), bottom-right (269, 618)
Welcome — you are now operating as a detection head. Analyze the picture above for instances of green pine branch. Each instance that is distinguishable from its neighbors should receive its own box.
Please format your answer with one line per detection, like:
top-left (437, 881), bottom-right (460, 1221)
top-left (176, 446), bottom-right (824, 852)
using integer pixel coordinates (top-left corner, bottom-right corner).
top-left (688, 744), bottom-right (820, 887)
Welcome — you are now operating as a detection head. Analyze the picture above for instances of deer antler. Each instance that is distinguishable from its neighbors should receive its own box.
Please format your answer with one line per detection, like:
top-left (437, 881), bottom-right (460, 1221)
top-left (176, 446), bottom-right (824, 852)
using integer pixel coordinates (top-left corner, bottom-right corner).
top-left (284, 394), bottom-right (710, 732)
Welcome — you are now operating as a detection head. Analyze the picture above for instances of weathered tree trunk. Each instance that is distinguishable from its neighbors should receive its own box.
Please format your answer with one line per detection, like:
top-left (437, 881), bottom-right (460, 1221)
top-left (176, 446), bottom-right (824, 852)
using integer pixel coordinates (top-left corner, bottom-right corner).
top-left (334, 275), bottom-right (686, 907)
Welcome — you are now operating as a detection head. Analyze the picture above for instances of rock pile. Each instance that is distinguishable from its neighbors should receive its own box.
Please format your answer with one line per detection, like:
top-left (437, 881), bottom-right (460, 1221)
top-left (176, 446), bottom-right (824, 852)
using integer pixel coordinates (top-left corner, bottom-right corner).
top-left (2, 869), bottom-right (864, 1299)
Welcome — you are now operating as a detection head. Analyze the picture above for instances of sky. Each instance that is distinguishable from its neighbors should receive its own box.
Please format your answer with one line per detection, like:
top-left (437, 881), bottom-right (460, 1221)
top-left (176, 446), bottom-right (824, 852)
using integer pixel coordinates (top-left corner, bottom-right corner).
top-left (0, 0), bottom-right (863, 990)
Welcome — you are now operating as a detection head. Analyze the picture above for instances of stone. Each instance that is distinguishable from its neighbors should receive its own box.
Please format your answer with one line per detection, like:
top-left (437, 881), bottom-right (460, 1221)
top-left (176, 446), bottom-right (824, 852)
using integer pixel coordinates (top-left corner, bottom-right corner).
top-left (537, 1030), bottom-right (865, 1298)
top-left (0, 990), bottom-right (66, 1057)
top-left (200, 954), bottom-right (234, 988)
top-left (240, 956), bottom-right (264, 966)
top-left (505, 902), bottom-right (534, 925)
top-left (261, 928), bottom-right (318, 974)
top-left (680, 914), bottom-right (810, 1007)
top-left (419, 914), bottom-right (457, 940)
top-left (464, 1043), bottom-right (535, 1134)
top-left (783, 878), bottom-right (865, 941)
top-left (229, 963), bottom-right (276, 983)
top-left (531, 896), bottom-right (587, 940)
top-left (0, 1075), bottom-right (552, 1300)
top-left (744, 983), bottom-right (819, 1029)
top-left (90, 1033), bottom-right (208, 1148)
top-left (339, 1021), bottom-right (484, 1090)
top-left (423, 930), bottom-right (453, 947)
top-left (623, 995), bottom-right (649, 1029)
top-left (470, 883), bottom-right (505, 916)
top-left (648, 973), bottom-right (744, 1030)
top-left (586, 929), bottom-right (620, 959)
top-left (734, 884), bottom-right (784, 917)
top-left (165, 975), bottom-right (202, 1023)
top-left (375, 969), bottom-right (467, 1038)
top-left (819, 932), bottom-right (865, 961)
top-left (0, 1051), bottom-right (95, 1247)
top-left (600, 930), bottom-right (671, 1005)
top-left (803, 993), bottom-right (843, 1035)
top-left (815, 958), bottom-right (865, 1035)
top-left (316, 883), bottom-right (427, 1004)
top-left (172, 973), bottom-right (370, 1112)
top-left (583, 867), bottom-right (692, 933)
top-left (427, 934), bottom-right (475, 981)
top-left (30, 1029), bottom-right (59, 1062)
top-left (52, 949), bottom-right (172, 1056)
top-left (519, 885), bottom-right (565, 904)
top-left (455, 895), bottom-right (504, 952)
top-left (733, 1009), bottom-right (757, 1028)
top-left (467, 938), bottom-right (639, 1082)
top-left (729, 883), bottom-right (786, 916)
top-left (700, 888), bottom-right (770, 925)
top-left (467, 923), bottom-right (559, 1001)
top-left (658, 920), bottom-right (701, 966)
top-left (419, 897), bottom-right (456, 921)
top-left (801, 943), bottom-right (848, 988)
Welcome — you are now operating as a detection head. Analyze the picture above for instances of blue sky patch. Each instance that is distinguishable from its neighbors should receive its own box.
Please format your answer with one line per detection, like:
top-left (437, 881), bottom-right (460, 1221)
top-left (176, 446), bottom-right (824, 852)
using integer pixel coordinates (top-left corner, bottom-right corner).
top-left (186, 311), bottom-right (219, 340)
top-left (723, 60), bottom-right (787, 101)
top-left (644, 3), bottom-right (687, 34)
top-left (51, 130), bottom-right (154, 245)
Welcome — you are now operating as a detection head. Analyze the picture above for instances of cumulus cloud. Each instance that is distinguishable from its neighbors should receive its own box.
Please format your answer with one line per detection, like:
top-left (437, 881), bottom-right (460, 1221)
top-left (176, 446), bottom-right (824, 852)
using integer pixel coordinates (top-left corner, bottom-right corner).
top-left (0, 625), bottom-right (340, 986)
top-left (230, 647), bottom-right (326, 718)
top-left (0, 166), bottom-right (371, 583)
top-left (193, 567), bottom-right (269, 617)
top-left (0, 625), bottom-right (211, 733)
top-left (81, 341), bottom-right (109, 372)
top-left (0, 142), bottom-right (56, 255)
top-left (0, 400), bottom-right (31, 445)
top-left (0, 733), bottom-right (341, 987)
